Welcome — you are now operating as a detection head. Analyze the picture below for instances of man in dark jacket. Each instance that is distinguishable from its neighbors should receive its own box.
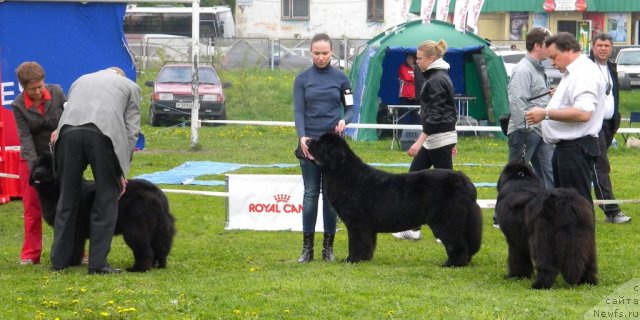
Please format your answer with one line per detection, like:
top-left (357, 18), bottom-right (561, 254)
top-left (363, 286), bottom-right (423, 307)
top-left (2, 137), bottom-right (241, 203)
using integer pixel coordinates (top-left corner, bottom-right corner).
top-left (589, 32), bottom-right (630, 223)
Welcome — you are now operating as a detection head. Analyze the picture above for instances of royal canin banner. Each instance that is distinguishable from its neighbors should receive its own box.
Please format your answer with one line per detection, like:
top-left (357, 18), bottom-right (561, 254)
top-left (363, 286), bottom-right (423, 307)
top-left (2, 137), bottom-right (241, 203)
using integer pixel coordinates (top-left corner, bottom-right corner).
top-left (226, 174), bottom-right (324, 231)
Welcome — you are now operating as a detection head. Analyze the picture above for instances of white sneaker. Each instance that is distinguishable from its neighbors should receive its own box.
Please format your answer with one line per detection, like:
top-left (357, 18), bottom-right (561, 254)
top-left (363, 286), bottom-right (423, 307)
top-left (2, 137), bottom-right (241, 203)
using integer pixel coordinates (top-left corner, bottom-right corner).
top-left (605, 212), bottom-right (632, 224)
top-left (392, 230), bottom-right (421, 240)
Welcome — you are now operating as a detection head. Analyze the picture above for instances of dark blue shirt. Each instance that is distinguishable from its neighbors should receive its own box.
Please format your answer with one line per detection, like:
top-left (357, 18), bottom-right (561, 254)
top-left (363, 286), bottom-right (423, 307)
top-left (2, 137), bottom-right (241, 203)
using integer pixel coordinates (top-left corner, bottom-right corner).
top-left (294, 64), bottom-right (354, 139)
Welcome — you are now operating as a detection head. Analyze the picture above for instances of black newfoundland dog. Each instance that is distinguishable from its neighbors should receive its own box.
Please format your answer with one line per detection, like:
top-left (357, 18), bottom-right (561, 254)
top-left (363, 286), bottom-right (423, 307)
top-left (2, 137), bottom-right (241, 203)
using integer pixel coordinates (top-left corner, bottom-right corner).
top-left (306, 133), bottom-right (482, 267)
top-left (495, 161), bottom-right (597, 289)
top-left (30, 154), bottom-right (176, 272)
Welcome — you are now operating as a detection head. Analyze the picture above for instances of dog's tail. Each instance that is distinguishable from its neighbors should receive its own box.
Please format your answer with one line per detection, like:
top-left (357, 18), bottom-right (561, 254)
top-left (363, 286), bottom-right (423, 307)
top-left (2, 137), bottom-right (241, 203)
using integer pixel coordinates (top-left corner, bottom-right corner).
top-left (546, 189), bottom-right (597, 285)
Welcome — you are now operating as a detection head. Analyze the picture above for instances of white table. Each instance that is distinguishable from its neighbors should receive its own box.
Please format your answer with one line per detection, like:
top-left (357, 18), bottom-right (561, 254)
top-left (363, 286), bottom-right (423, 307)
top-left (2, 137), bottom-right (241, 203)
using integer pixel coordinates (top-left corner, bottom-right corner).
top-left (387, 104), bottom-right (420, 150)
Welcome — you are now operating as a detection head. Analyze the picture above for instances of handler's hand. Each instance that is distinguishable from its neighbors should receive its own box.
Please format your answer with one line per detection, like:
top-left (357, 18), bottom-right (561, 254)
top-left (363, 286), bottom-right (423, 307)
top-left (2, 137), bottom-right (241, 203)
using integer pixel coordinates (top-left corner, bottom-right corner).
top-left (335, 119), bottom-right (346, 133)
top-left (50, 129), bottom-right (58, 144)
top-left (407, 142), bottom-right (421, 157)
top-left (525, 107), bottom-right (546, 125)
top-left (119, 176), bottom-right (127, 199)
top-left (300, 136), bottom-right (314, 160)
top-left (452, 146), bottom-right (458, 157)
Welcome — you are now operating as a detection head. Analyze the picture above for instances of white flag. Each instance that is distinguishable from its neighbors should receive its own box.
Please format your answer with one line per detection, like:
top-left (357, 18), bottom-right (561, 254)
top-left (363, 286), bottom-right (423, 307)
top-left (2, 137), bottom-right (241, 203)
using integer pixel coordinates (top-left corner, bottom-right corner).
top-left (453, 0), bottom-right (471, 31)
top-left (466, 0), bottom-right (485, 34)
top-left (421, 0), bottom-right (437, 23)
top-left (435, 0), bottom-right (450, 22)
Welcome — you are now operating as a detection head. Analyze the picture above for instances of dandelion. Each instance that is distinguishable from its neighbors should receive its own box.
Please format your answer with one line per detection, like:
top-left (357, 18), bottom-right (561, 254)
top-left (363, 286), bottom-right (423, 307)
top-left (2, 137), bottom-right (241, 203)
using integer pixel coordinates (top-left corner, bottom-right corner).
top-left (233, 309), bottom-right (241, 314)
top-left (84, 308), bottom-right (93, 314)
top-left (66, 287), bottom-right (74, 291)
top-left (72, 299), bottom-right (80, 304)
top-left (80, 288), bottom-right (87, 293)
top-left (107, 300), bottom-right (115, 305)
top-left (100, 311), bottom-right (110, 317)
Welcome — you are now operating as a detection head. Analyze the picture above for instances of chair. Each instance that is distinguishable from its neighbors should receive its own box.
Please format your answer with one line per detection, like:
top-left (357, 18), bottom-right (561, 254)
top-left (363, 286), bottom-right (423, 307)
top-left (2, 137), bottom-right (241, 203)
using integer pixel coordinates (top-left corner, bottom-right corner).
top-left (621, 111), bottom-right (640, 144)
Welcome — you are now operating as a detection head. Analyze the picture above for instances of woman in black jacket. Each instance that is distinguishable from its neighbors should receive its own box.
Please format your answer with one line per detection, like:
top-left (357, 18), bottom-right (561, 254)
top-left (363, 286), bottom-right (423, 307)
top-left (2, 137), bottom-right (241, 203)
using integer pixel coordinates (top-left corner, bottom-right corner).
top-left (392, 39), bottom-right (458, 241)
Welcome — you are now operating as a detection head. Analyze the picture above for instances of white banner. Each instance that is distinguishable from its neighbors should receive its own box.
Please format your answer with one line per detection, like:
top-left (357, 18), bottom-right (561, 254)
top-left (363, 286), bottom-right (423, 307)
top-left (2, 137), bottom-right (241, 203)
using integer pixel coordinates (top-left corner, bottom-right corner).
top-left (420, 0), bottom-right (436, 23)
top-left (225, 174), bottom-right (324, 231)
top-left (466, 0), bottom-right (484, 34)
top-left (435, 0), bottom-right (450, 22)
top-left (453, 0), bottom-right (470, 31)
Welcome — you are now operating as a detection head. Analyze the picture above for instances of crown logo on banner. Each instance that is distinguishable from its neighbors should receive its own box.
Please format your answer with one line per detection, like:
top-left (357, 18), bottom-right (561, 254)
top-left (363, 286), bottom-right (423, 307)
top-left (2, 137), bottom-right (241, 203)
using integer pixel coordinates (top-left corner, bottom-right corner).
top-left (274, 194), bottom-right (291, 203)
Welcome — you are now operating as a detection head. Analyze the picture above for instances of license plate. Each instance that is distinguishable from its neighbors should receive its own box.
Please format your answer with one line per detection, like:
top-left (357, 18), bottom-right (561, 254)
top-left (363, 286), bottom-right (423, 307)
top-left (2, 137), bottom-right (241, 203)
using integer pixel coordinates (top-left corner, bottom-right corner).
top-left (176, 102), bottom-right (192, 109)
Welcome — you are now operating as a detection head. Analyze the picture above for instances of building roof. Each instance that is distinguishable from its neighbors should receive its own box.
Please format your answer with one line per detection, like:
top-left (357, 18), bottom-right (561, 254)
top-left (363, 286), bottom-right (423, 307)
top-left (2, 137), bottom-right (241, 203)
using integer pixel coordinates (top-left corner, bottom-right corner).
top-left (409, 0), bottom-right (640, 15)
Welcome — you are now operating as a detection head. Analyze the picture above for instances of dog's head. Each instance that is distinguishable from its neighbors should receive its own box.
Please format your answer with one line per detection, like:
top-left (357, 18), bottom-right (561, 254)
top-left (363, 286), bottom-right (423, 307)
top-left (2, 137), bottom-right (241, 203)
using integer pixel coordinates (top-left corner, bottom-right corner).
top-left (306, 133), bottom-right (348, 170)
top-left (497, 161), bottom-right (538, 192)
top-left (29, 153), bottom-right (56, 188)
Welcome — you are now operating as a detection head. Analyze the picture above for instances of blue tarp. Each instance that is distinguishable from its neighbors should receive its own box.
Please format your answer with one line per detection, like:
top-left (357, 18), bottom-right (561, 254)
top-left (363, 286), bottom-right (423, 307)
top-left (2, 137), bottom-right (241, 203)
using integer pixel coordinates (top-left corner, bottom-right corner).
top-left (0, 2), bottom-right (135, 145)
top-left (134, 161), bottom-right (498, 187)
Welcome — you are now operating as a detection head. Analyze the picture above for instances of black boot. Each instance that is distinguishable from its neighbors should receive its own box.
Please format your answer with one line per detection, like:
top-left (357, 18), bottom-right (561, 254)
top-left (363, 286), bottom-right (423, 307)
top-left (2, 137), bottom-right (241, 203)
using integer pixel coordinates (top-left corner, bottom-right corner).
top-left (322, 233), bottom-right (335, 262)
top-left (297, 232), bottom-right (314, 263)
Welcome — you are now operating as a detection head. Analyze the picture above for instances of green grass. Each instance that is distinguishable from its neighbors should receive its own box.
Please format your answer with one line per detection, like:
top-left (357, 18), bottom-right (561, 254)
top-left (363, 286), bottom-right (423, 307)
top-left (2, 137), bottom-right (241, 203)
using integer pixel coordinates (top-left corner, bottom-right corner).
top-left (1, 70), bottom-right (640, 319)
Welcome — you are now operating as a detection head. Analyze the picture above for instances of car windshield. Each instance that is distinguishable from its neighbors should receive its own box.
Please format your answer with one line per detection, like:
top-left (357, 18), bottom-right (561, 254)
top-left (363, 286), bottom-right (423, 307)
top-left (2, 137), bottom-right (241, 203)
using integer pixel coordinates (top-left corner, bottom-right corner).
top-left (501, 53), bottom-right (525, 64)
top-left (157, 66), bottom-right (221, 84)
top-left (617, 51), bottom-right (640, 65)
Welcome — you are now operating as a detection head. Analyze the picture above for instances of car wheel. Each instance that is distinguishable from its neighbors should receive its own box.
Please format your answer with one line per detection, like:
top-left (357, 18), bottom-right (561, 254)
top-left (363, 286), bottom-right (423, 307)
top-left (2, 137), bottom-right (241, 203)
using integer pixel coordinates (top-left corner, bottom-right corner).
top-left (149, 107), bottom-right (161, 126)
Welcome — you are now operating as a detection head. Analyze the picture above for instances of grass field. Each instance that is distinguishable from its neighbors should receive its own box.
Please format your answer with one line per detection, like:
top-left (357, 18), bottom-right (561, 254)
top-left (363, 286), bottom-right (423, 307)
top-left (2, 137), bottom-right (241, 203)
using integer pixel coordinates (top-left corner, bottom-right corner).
top-left (0, 69), bottom-right (639, 319)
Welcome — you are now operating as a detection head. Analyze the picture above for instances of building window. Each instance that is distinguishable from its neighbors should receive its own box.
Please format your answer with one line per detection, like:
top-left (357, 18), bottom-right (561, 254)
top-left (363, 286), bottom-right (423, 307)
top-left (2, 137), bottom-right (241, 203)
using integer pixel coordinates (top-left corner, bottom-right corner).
top-left (282, 0), bottom-right (309, 20)
top-left (368, 0), bottom-right (384, 22)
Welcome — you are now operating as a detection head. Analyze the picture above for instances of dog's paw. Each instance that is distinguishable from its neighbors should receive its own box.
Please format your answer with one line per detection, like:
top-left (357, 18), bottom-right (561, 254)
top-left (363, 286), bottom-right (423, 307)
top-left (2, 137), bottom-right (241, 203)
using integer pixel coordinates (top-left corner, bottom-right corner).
top-left (342, 257), bottom-right (362, 264)
top-left (126, 266), bottom-right (150, 272)
top-left (531, 280), bottom-right (552, 290)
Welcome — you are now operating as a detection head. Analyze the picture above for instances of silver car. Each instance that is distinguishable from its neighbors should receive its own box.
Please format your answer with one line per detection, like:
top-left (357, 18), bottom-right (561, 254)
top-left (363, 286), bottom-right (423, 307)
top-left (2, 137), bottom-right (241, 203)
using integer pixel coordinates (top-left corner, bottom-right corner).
top-left (615, 48), bottom-right (640, 90)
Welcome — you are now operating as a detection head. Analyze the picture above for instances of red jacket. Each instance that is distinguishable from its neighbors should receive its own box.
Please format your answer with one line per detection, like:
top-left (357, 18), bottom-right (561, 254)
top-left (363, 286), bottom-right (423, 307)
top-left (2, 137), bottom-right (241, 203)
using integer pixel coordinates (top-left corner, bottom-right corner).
top-left (398, 63), bottom-right (415, 99)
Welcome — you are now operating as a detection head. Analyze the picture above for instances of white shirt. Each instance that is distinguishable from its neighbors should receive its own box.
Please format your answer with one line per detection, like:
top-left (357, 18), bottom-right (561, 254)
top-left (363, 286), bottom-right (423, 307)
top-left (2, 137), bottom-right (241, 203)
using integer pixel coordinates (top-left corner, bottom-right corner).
top-left (542, 54), bottom-right (606, 144)
top-left (596, 62), bottom-right (615, 120)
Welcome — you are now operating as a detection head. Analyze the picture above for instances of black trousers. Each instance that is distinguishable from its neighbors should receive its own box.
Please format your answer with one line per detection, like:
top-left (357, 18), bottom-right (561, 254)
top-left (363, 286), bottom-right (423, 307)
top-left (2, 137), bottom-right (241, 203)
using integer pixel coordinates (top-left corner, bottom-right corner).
top-left (552, 136), bottom-right (599, 208)
top-left (592, 124), bottom-right (621, 216)
top-left (51, 127), bottom-right (122, 270)
top-left (409, 143), bottom-right (455, 172)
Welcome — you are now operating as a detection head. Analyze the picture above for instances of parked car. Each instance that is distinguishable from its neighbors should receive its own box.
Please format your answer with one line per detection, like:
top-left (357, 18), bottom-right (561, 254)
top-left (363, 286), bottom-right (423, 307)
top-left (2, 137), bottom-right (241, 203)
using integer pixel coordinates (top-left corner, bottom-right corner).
top-left (144, 62), bottom-right (231, 126)
top-left (495, 50), bottom-right (562, 88)
top-left (495, 50), bottom-right (526, 78)
top-left (615, 47), bottom-right (640, 90)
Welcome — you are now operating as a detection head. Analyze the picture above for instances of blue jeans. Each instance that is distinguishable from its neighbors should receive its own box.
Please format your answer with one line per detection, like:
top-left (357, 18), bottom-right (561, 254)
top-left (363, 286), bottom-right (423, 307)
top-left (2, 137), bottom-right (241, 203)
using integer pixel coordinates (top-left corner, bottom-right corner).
top-left (300, 158), bottom-right (337, 234)
top-left (508, 130), bottom-right (555, 189)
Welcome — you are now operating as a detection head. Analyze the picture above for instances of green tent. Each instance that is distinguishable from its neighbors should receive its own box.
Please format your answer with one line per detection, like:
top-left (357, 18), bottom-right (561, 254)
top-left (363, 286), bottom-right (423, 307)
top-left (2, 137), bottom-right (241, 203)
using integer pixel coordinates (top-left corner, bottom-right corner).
top-left (348, 19), bottom-right (509, 141)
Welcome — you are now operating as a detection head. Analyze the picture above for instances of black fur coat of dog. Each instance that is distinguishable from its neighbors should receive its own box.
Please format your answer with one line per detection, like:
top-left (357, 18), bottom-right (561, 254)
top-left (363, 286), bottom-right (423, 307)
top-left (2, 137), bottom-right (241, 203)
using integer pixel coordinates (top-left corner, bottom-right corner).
top-left (495, 161), bottom-right (597, 289)
top-left (306, 133), bottom-right (482, 267)
top-left (30, 154), bottom-right (176, 272)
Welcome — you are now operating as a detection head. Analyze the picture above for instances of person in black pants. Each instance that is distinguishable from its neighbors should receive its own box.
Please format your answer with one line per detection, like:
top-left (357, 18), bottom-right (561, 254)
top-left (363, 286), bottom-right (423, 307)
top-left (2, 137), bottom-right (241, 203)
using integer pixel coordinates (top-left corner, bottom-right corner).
top-left (589, 32), bottom-right (631, 223)
top-left (50, 67), bottom-right (140, 274)
top-left (393, 39), bottom-right (457, 241)
top-left (525, 33), bottom-right (606, 209)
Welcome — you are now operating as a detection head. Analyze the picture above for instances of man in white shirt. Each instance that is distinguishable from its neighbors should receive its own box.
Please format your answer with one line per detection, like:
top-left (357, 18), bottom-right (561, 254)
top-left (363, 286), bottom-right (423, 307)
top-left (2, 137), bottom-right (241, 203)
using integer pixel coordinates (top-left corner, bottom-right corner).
top-left (525, 32), bottom-right (605, 208)
top-left (589, 32), bottom-right (631, 223)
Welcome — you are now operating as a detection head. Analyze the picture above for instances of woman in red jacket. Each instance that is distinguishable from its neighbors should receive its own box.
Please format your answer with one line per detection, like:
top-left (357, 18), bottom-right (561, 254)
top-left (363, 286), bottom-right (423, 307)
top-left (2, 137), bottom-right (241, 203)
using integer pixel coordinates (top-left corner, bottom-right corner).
top-left (398, 52), bottom-right (417, 105)
top-left (12, 62), bottom-right (66, 265)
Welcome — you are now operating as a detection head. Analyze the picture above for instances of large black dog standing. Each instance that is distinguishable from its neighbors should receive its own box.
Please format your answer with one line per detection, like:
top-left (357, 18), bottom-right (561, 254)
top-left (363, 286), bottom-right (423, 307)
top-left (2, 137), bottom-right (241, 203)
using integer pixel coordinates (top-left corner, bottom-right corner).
top-left (306, 133), bottom-right (482, 267)
top-left (30, 154), bottom-right (176, 272)
top-left (495, 162), bottom-right (597, 289)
